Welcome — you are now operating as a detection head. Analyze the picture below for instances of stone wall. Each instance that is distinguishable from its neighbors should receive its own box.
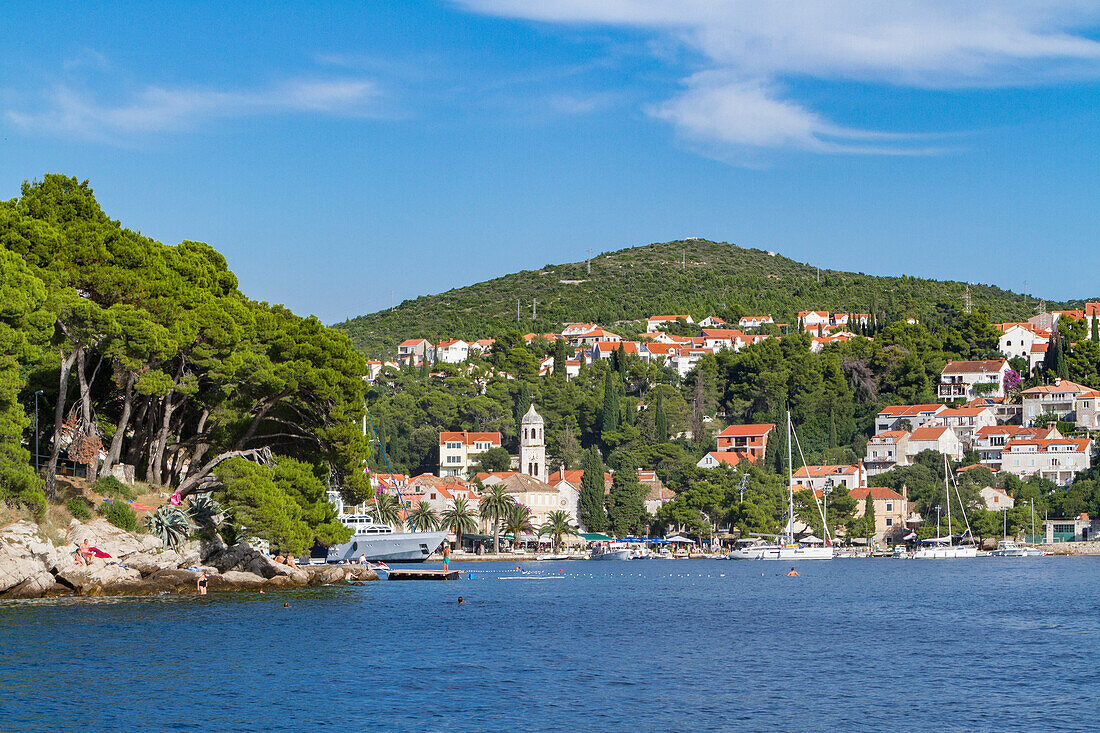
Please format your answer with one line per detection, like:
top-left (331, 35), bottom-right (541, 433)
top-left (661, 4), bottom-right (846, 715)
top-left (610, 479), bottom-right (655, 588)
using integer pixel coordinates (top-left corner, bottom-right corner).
top-left (1034, 541), bottom-right (1100, 555)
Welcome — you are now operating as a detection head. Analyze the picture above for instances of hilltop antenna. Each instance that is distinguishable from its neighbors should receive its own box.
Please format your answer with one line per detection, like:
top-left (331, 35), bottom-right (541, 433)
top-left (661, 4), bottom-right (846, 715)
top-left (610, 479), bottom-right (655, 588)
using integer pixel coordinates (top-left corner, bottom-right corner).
top-left (532, 298), bottom-right (537, 321)
top-left (682, 247), bottom-right (686, 271)
top-left (517, 299), bottom-right (521, 324)
top-left (587, 249), bottom-right (591, 275)
top-left (963, 284), bottom-right (972, 314)
top-left (816, 267), bottom-right (820, 283)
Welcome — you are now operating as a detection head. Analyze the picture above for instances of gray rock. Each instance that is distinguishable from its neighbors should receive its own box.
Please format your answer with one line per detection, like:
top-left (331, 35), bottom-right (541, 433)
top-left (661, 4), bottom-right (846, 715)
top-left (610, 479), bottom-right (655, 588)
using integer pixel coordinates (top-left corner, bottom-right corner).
top-left (6, 570), bottom-right (56, 599)
top-left (125, 550), bottom-right (183, 576)
top-left (0, 521), bottom-right (59, 594)
top-left (208, 571), bottom-right (266, 591)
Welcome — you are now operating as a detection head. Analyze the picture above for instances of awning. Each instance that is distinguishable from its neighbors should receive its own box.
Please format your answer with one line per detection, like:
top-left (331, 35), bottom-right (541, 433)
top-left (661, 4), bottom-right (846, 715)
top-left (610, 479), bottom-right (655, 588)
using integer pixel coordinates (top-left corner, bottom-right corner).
top-left (579, 533), bottom-right (614, 542)
top-left (798, 534), bottom-right (824, 545)
top-left (666, 535), bottom-right (696, 544)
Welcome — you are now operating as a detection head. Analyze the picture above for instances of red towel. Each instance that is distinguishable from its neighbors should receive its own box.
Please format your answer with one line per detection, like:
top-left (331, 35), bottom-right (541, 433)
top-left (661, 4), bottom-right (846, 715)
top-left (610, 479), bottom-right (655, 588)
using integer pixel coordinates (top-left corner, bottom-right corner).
top-left (90, 547), bottom-right (111, 558)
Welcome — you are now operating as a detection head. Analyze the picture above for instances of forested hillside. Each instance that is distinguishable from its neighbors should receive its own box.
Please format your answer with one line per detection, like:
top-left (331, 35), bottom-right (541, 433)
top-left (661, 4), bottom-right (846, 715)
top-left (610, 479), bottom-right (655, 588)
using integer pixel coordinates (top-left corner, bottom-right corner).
top-left (336, 239), bottom-right (1065, 357)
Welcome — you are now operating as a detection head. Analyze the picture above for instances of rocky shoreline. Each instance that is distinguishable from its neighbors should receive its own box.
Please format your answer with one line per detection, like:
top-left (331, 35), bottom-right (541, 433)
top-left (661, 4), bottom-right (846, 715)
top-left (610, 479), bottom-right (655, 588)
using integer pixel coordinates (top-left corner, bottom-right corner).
top-left (0, 519), bottom-right (377, 600)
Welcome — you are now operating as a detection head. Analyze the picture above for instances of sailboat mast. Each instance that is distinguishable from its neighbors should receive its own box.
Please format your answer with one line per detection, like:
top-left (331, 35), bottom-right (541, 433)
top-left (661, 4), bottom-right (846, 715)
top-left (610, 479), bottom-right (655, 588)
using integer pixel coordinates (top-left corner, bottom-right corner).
top-left (787, 410), bottom-right (794, 543)
top-left (944, 454), bottom-right (952, 547)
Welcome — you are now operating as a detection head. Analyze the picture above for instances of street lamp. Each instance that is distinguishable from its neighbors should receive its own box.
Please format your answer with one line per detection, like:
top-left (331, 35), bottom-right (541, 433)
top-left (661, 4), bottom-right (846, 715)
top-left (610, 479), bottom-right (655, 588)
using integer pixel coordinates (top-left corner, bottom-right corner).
top-left (935, 504), bottom-right (942, 539)
top-left (34, 390), bottom-right (43, 473)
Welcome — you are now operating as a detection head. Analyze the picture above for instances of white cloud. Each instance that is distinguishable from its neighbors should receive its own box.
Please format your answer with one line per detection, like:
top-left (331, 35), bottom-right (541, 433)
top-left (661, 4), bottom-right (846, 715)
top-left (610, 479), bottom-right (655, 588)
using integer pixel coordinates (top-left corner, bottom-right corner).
top-left (458, 0), bottom-right (1100, 157)
top-left (6, 78), bottom-right (381, 143)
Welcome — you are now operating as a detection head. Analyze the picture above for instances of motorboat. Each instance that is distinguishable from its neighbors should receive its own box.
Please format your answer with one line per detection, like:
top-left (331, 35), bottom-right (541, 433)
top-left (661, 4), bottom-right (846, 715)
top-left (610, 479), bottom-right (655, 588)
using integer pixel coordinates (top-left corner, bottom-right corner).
top-left (325, 515), bottom-right (448, 563)
top-left (590, 541), bottom-right (633, 560)
top-left (991, 540), bottom-right (1043, 557)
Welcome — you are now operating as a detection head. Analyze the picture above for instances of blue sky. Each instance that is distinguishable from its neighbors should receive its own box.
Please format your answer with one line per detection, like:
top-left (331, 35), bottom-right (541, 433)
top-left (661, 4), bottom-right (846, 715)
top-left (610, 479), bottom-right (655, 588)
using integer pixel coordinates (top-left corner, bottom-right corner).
top-left (2, 2), bottom-right (1099, 323)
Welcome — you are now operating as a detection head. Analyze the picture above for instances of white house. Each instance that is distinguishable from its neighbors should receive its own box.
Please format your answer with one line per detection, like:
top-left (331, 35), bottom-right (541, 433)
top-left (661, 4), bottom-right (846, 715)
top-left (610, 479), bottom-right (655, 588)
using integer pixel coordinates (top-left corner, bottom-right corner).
top-left (698, 316), bottom-right (727, 328)
top-left (997, 323), bottom-right (1050, 370)
top-left (397, 338), bottom-right (434, 364)
top-left (647, 314), bottom-right (695, 332)
top-left (1001, 437), bottom-right (1093, 486)
top-left (875, 404), bottom-right (948, 434)
top-left (438, 431), bottom-right (502, 478)
top-left (1020, 379), bottom-right (1091, 424)
top-left (570, 327), bottom-right (622, 346)
top-left (561, 323), bottom-right (598, 337)
top-left (435, 339), bottom-right (470, 364)
top-left (979, 486), bottom-right (1015, 511)
top-left (905, 426), bottom-right (964, 461)
top-left (697, 451), bottom-right (749, 469)
top-left (699, 328), bottom-right (745, 352)
top-left (798, 311), bottom-right (831, 333)
top-left (938, 359), bottom-right (1010, 401)
top-left (792, 463), bottom-right (867, 492)
top-left (864, 431), bottom-right (909, 477)
top-left (737, 315), bottom-right (774, 329)
top-left (928, 406), bottom-right (997, 444)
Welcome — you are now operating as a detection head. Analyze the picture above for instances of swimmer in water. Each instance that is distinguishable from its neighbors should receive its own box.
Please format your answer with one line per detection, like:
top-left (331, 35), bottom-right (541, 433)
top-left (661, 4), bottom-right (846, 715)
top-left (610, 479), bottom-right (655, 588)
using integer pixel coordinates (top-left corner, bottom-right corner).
top-left (458, 596), bottom-right (465, 605)
top-left (283, 601), bottom-right (290, 608)
top-left (784, 567), bottom-right (799, 577)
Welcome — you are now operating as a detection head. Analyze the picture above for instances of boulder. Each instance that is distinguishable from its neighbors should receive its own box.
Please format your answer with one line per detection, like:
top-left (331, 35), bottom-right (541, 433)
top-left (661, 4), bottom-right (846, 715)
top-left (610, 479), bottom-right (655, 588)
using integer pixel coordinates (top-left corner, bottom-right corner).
top-left (66, 518), bottom-right (162, 562)
top-left (208, 571), bottom-right (266, 591)
top-left (6, 570), bottom-right (56, 599)
top-left (124, 550), bottom-right (183, 576)
top-left (0, 521), bottom-right (59, 594)
top-left (54, 552), bottom-right (142, 592)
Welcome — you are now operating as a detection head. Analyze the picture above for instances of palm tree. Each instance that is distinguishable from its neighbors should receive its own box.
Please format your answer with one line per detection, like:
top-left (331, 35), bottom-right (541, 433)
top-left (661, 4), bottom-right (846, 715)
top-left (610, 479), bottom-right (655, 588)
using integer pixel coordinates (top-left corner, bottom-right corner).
top-left (374, 493), bottom-right (403, 529)
top-left (541, 510), bottom-right (579, 554)
top-left (502, 503), bottom-right (534, 553)
top-left (479, 484), bottom-right (515, 553)
top-left (407, 501), bottom-right (439, 532)
top-left (439, 496), bottom-right (479, 551)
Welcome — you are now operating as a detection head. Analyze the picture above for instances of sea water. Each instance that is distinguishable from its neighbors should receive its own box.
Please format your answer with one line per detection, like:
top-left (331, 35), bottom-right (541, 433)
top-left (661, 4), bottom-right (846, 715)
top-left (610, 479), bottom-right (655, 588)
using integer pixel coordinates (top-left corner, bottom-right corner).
top-left (1, 557), bottom-right (1097, 732)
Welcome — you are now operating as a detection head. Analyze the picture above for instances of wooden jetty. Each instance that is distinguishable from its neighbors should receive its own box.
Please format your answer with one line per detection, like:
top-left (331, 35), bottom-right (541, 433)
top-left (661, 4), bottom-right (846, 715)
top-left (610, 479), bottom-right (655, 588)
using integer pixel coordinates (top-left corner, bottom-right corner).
top-left (387, 568), bottom-right (462, 581)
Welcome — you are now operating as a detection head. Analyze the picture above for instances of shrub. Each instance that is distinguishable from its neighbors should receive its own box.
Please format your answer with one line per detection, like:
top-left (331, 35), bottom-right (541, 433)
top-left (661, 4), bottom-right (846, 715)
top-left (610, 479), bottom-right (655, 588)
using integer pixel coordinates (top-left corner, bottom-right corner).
top-left (66, 496), bottom-right (92, 520)
top-left (94, 475), bottom-right (137, 501)
top-left (104, 501), bottom-right (138, 531)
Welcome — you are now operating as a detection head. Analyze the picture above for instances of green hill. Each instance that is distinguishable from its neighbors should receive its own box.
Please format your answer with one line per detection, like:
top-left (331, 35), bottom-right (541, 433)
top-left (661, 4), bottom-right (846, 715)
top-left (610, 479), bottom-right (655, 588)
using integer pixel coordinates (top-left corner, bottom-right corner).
top-left (334, 239), bottom-right (1066, 357)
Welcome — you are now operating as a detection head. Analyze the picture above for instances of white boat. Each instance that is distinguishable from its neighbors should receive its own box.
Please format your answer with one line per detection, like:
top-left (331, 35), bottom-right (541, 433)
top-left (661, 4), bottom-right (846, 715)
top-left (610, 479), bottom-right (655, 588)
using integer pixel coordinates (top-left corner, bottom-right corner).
top-left (990, 540), bottom-right (1043, 557)
top-left (728, 538), bottom-right (834, 560)
top-left (727, 412), bottom-right (834, 561)
top-left (325, 515), bottom-right (448, 563)
top-left (912, 455), bottom-right (977, 560)
top-left (590, 541), bottom-right (633, 560)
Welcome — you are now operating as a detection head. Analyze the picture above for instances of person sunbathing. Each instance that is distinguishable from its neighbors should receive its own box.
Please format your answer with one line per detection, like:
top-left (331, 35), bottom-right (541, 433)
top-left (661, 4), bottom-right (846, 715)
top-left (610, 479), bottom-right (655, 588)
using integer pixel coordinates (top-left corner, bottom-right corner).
top-left (72, 539), bottom-right (94, 566)
top-left (284, 554), bottom-right (298, 568)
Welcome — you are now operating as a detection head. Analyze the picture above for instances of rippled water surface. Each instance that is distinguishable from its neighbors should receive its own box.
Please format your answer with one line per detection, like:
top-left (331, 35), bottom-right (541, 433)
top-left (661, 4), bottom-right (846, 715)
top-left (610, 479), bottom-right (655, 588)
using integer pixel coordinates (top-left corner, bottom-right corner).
top-left (2, 557), bottom-right (1098, 732)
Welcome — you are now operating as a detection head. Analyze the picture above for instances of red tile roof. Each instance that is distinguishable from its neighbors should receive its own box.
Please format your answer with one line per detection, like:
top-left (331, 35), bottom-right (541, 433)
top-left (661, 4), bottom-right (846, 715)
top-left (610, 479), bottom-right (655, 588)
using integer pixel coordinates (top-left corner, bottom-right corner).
top-left (850, 486), bottom-right (904, 501)
top-left (909, 426), bottom-right (951, 440)
top-left (438, 431), bottom-right (502, 446)
top-left (793, 464), bottom-right (860, 478)
top-left (941, 359), bottom-right (1007, 375)
top-left (717, 423), bottom-right (775, 437)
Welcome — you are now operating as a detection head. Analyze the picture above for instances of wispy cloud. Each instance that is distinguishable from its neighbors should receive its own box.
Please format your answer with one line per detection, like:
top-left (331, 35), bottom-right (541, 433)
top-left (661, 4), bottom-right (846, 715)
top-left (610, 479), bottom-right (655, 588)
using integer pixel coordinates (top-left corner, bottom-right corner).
top-left (458, 0), bottom-right (1100, 159)
top-left (6, 77), bottom-right (381, 143)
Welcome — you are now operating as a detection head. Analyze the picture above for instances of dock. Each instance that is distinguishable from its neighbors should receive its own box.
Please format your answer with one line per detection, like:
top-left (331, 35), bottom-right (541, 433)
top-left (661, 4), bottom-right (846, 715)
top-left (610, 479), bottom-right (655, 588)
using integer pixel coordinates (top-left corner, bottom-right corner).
top-left (386, 568), bottom-right (462, 581)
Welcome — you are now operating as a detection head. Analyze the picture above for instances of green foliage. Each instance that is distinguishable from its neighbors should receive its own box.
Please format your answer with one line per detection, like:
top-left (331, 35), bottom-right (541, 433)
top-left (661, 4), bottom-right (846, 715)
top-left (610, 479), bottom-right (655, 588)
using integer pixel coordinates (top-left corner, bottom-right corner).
top-left (851, 494), bottom-right (876, 542)
top-left (503, 503), bottom-right (534, 548)
top-left (471, 446), bottom-right (512, 474)
top-left (104, 501), bottom-right (138, 531)
top-left (440, 496), bottom-right (479, 547)
top-left (578, 445), bottom-right (608, 532)
top-left (214, 455), bottom-right (350, 555)
top-left (184, 493), bottom-right (223, 529)
top-left (374, 493), bottom-right (403, 528)
top-left (478, 484), bottom-right (515, 552)
top-left (407, 502), bottom-right (439, 532)
top-left (606, 456), bottom-right (646, 537)
top-left (66, 496), bottom-right (92, 520)
top-left (93, 475), bottom-right (136, 501)
top-left (148, 505), bottom-right (194, 548)
top-left (541, 509), bottom-right (579, 553)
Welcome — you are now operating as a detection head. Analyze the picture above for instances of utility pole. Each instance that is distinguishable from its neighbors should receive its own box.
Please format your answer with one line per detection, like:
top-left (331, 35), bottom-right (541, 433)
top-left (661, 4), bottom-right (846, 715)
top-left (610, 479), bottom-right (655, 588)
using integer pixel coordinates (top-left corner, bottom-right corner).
top-left (963, 284), bottom-right (972, 314)
top-left (682, 247), bottom-right (686, 271)
top-left (532, 298), bottom-right (537, 321)
top-left (587, 249), bottom-right (591, 275)
top-left (516, 299), bottom-right (520, 324)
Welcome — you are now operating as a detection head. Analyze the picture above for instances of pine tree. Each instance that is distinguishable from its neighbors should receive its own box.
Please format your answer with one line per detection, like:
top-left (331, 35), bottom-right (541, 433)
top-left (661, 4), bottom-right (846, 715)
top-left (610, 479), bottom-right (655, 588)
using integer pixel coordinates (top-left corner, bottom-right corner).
top-left (606, 456), bottom-right (645, 537)
top-left (578, 445), bottom-right (608, 532)
top-left (514, 382), bottom-right (531, 429)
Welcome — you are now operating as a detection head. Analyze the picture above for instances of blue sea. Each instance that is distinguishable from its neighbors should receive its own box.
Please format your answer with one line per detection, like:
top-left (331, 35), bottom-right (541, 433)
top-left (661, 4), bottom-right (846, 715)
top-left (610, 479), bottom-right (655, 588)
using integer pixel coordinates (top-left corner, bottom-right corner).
top-left (1, 557), bottom-right (1097, 732)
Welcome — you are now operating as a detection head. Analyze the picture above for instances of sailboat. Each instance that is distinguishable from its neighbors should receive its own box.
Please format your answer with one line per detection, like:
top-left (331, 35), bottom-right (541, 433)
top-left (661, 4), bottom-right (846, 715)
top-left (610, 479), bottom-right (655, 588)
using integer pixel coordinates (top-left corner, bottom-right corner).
top-left (912, 455), bottom-right (977, 559)
top-left (728, 412), bottom-right (834, 561)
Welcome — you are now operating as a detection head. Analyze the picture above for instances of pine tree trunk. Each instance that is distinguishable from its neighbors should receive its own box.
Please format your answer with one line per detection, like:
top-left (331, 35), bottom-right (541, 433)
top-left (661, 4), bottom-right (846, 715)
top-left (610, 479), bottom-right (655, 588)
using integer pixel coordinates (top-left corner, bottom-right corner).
top-left (100, 372), bottom-right (136, 477)
top-left (75, 352), bottom-right (99, 482)
top-left (45, 347), bottom-right (80, 501)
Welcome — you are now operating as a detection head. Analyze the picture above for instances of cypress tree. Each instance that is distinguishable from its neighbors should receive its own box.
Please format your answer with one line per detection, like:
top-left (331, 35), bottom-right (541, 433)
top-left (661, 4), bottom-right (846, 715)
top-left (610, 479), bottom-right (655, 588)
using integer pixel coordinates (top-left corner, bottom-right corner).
top-left (606, 456), bottom-right (645, 537)
top-left (600, 372), bottom-right (620, 435)
top-left (578, 445), bottom-right (608, 533)
top-left (1092, 316), bottom-right (1098, 342)
top-left (552, 338), bottom-right (567, 380)
top-left (654, 393), bottom-right (668, 443)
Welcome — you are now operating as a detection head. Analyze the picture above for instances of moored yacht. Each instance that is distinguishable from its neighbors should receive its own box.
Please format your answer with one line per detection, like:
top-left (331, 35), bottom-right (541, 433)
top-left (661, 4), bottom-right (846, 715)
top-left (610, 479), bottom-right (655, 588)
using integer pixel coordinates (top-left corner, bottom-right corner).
top-left (990, 540), bottom-right (1043, 557)
top-left (590, 541), bottom-right (633, 560)
top-left (325, 513), bottom-right (448, 563)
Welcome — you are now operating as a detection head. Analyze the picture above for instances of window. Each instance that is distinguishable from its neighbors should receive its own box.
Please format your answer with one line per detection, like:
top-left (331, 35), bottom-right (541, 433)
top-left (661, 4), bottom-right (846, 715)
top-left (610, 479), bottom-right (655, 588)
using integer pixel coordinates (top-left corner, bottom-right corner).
top-left (885, 518), bottom-right (893, 527)
top-left (886, 502), bottom-right (893, 512)
top-left (447, 455), bottom-right (461, 463)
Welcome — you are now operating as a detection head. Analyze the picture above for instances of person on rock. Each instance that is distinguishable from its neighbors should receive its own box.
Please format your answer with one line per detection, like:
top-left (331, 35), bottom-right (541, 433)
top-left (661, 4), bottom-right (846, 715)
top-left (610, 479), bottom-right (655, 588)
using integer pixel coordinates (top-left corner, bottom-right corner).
top-left (197, 571), bottom-right (209, 595)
